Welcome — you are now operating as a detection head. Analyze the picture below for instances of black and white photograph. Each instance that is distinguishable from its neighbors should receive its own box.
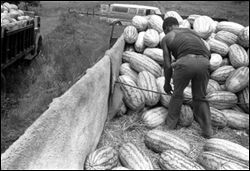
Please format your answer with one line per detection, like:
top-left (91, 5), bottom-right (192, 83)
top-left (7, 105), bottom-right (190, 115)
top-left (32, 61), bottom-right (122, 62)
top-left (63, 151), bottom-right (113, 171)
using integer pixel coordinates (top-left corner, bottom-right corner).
top-left (1, 1), bottom-right (249, 170)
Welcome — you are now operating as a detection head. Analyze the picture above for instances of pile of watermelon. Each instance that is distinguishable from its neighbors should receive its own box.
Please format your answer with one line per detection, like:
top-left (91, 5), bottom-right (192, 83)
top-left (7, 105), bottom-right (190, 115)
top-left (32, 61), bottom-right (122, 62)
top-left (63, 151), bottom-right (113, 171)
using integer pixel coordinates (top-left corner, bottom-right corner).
top-left (1, 2), bottom-right (33, 31)
top-left (118, 11), bottom-right (249, 131)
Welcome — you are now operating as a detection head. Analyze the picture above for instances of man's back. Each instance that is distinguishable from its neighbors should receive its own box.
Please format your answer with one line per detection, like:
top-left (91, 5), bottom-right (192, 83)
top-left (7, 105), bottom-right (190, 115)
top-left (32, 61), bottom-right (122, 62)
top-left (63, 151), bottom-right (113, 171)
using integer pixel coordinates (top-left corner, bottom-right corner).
top-left (166, 28), bottom-right (210, 60)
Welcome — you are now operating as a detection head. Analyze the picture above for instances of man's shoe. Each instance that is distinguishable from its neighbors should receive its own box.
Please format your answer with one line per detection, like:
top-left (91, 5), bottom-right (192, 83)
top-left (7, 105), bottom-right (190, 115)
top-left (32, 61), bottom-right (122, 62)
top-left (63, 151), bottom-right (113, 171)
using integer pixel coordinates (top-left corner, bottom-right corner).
top-left (202, 129), bottom-right (214, 139)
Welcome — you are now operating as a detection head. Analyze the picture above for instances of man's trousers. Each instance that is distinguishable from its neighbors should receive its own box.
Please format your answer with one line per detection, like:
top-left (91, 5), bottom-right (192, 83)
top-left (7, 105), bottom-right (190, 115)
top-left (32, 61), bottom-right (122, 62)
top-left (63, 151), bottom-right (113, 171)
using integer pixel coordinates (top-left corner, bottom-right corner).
top-left (165, 54), bottom-right (213, 137)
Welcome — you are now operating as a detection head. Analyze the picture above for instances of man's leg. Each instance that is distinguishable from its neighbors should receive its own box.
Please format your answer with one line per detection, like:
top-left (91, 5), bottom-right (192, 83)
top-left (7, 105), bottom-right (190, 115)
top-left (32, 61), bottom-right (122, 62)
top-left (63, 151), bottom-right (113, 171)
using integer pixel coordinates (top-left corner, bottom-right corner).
top-left (191, 57), bottom-right (213, 138)
top-left (165, 58), bottom-right (194, 129)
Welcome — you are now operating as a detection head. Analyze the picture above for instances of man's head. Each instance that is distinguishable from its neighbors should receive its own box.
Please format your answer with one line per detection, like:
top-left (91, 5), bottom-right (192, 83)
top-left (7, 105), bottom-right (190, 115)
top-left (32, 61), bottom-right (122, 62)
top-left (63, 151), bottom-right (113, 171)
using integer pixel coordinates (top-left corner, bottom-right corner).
top-left (162, 17), bottom-right (179, 34)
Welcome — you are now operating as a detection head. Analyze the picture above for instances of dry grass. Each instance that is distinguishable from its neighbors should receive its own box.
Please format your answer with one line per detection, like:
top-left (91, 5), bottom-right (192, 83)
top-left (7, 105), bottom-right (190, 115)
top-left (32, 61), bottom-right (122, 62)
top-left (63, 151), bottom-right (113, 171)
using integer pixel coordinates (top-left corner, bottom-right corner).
top-left (1, 4), bottom-right (110, 153)
top-left (97, 109), bottom-right (162, 170)
top-left (97, 107), bottom-right (249, 169)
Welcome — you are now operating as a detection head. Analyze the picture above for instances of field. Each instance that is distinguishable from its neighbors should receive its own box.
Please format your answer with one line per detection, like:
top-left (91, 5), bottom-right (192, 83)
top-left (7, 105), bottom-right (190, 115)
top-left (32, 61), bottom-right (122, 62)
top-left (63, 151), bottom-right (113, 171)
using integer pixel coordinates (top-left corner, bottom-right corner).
top-left (1, 1), bottom-right (249, 154)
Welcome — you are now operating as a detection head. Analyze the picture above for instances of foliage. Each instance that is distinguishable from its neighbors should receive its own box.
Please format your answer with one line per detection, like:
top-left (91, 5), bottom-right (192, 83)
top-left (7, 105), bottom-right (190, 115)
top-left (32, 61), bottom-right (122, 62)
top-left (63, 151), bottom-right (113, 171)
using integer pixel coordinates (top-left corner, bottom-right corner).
top-left (1, 1), bottom-right (40, 7)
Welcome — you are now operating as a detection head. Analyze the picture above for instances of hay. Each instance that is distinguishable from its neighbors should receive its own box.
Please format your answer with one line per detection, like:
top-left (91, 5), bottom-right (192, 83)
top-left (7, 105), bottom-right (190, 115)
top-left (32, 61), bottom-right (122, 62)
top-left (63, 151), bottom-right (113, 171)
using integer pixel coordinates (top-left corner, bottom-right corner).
top-left (97, 109), bottom-right (249, 169)
top-left (97, 109), bottom-right (161, 169)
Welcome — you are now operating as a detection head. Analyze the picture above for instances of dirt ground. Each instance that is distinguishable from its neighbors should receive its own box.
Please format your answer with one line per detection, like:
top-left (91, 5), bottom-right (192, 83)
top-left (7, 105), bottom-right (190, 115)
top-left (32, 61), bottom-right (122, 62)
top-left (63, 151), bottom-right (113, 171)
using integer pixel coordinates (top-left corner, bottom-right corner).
top-left (1, 1), bottom-right (249, 154)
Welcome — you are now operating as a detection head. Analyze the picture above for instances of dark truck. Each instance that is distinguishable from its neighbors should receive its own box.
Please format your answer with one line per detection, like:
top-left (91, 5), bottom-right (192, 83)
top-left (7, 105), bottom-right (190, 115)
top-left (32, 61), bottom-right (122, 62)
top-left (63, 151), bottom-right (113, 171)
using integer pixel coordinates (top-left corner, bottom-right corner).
top-left (1, 12), bottom-right (42, 99)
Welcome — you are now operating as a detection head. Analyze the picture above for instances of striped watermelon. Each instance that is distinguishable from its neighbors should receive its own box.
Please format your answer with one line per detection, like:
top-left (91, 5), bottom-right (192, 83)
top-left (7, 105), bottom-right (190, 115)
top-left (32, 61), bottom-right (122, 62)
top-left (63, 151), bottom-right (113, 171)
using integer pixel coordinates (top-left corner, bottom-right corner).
top-left (203, 138), bottom-right (249, 164)
top-left (211, 65), bottom-right (235, 83)
top-left (159, 150), bottom-right (205, 170)
top-left (142, 107), bottom-right (168, 128)
top-left (229, 44), bottom-right (249, 68)
top-left (210, 107), bottom-right (227, 128)
top-left (135, 31), bottom-right (146, 53)
top-left (209, 53), bottom-right (223, 71)
top-left (123, 25), bottom-right (138, 44)
top-left (198, 151), bottom-right (249, 170)
top-left (85, 146), bottom-right (118, 170)
top-left (129, 53), bottom-right (162, 78)
top-left (193, 16), bottom-right (214, 39)
top-left (144, 29), bottom-right (160, 48)
top-left (217, 21), bottom-right (244, 35)
top-left (218, 162), bottom-right (249, 170)
top-left (143, 48), bottom-right (163, 64)
top-left (238, 26), bottom-right (249, 48)
top-left (164, 11), bottom-right (183, 24)
top-left (207, 38), bottom-right (229, 56)
top-left (122, 51), bottom-right (145, 63)
top-left (238, 87), bottom-right (249, 113)
top-left (221, 109), bottom-right (249, 130)
top-left (112, 167), bottom-right (129, 170)
top-left (120, 63), bottom-right (138, 83)
top-left (144, 129), bottom-right (191, 154)
top-left (179, 105), bottom-right (194, 127)
top-left (206, 91), bottom-right (238, 109)
top-left (132, 15), bottom-right (148, 31)
top-left (148, 15), bottom-right (163, 33)
top-left (119, 75), bottom-right (145, 111)
top-left (207, 79), bottom-right (222, 94)
top-left (137, 71), bottom-right (160, 106)
top-left (225, 66), bottom-right (249, 93)
top-left (215, 30), bottom-right (238, 46)
top-left (119, 142), bottom-right (154, 170)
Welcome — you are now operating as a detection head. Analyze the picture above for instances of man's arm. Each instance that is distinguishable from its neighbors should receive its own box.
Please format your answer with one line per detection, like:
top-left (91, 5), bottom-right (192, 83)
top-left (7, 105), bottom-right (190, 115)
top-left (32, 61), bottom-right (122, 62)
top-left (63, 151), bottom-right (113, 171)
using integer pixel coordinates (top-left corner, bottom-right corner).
top-left (161, 36), bottom-right (173, 93)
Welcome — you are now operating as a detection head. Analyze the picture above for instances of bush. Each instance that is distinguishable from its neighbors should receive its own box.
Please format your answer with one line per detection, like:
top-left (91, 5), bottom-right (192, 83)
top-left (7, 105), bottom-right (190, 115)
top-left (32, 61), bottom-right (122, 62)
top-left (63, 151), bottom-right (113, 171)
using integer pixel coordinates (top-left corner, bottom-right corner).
top-left (1, 1), bottom-right (40, 7)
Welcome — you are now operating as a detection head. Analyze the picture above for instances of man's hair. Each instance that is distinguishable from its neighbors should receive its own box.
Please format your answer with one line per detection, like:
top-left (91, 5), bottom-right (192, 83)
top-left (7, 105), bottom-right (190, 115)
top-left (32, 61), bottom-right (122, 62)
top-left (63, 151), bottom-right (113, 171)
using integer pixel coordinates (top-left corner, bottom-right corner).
top-left (162, 17), bottom-right (179, 31)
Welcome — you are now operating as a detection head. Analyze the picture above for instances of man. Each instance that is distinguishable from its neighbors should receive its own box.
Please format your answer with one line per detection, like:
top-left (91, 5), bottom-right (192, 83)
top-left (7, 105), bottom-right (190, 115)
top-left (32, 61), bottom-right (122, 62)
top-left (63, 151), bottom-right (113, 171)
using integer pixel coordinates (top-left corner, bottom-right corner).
top-left (161, 17), bottom-right (213, 138)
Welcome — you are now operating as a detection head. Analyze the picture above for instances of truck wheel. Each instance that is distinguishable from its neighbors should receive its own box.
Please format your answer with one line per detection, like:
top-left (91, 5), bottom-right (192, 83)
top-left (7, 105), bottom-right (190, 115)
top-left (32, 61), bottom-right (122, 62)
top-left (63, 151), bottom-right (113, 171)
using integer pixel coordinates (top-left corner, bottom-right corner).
top-left (37, 37), bottom-right (43, 55)
top-left (1, 72), bottom-right (6, 101)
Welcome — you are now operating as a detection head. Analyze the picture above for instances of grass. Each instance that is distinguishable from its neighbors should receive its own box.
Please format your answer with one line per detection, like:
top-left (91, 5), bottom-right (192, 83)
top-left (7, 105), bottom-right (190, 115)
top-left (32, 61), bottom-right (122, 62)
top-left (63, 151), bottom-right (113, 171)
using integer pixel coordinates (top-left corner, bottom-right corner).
top-left (1, 3), bottom-right (110, 153)
top-left (97, 107), bottom-right (249, 169)
top-left (1, 1), bottom-right (249, 154)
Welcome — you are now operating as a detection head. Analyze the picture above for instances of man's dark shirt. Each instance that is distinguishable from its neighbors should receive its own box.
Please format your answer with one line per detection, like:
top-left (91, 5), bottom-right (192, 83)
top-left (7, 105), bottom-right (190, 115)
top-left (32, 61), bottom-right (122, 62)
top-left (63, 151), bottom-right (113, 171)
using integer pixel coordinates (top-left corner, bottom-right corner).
top-left (167, 28), bottom-right (211, 60)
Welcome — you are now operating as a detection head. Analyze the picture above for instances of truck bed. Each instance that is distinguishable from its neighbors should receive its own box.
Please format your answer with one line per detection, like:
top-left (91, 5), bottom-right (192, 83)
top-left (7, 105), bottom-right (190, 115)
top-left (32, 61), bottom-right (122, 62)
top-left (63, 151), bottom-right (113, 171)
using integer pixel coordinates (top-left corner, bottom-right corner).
top-left (1, 21), bottom-right (35, 71)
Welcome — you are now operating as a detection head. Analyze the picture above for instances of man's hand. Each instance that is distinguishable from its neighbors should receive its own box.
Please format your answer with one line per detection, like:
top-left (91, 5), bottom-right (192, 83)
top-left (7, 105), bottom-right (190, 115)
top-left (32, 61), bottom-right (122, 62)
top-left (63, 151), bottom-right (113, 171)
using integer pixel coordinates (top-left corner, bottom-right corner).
top-left (164, 83), bottom-right (173, 95)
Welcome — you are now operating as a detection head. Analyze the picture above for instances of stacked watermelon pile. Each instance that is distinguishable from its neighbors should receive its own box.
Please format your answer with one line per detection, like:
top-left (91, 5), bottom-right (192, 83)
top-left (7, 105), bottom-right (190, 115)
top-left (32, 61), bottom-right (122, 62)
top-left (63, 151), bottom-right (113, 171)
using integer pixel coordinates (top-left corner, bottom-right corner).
top-left (119, 11), bottom-right (249, 131)
top-left (84, 132), bottom-right (249, 170)
top-left (1, 2), bottom-right (33, 31)
top-left (84, 12), bottom-right (249, 170)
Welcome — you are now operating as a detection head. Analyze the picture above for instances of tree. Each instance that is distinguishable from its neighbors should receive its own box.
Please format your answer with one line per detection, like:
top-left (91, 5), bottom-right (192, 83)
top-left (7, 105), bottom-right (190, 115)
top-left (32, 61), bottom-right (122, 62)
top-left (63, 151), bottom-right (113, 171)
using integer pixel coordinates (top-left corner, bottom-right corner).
top-left (1, 1), bottom-right (40, 7)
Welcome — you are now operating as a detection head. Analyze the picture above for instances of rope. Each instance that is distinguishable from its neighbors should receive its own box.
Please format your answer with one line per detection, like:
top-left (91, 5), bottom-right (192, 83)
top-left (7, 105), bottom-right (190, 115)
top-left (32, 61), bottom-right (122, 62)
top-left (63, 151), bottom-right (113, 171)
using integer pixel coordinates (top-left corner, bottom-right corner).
top-left (115, 81), bottom-right (249, 105)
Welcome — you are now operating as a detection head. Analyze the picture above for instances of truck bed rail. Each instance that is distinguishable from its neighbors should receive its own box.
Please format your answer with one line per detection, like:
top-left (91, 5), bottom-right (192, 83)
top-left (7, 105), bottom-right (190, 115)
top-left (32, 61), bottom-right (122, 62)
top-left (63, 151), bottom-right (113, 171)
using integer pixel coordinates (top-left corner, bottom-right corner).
top-left (1, 21), bottom-right (35, 71)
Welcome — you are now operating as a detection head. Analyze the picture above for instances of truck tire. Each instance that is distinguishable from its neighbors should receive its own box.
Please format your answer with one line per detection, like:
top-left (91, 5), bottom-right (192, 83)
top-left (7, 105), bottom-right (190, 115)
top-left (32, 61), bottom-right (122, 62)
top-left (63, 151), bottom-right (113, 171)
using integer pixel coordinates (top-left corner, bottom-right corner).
top-left (1, 72), bottom-right (6, 101)
top-left (37, 37), bottom-right (43, 55)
